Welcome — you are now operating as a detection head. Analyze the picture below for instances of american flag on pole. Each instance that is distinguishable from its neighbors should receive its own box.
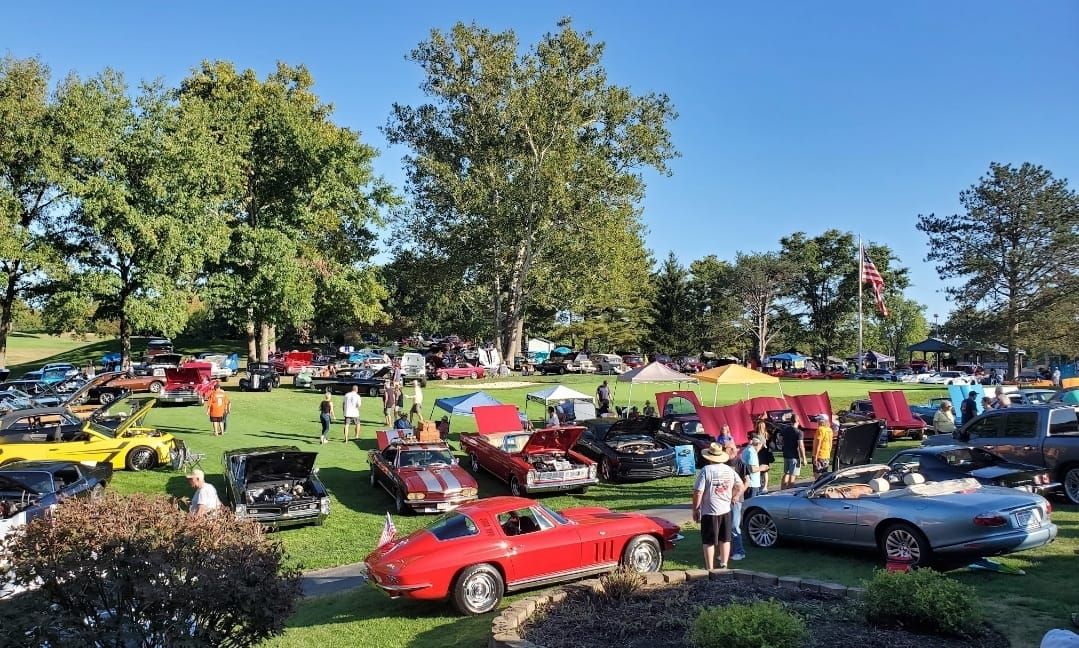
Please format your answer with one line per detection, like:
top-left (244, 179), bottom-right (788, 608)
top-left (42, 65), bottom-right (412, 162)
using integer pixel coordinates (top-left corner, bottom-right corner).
top-left (377, 512), bottom-right (397, 548)
top-left (861, 247), bottom-right (889, 317)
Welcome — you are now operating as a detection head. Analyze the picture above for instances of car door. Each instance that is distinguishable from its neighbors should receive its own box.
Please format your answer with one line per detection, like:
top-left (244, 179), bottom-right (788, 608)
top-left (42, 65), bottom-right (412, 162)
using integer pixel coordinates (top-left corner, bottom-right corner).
top-left (373, 447), bottom-right (399, 490)
top-left (786, 491), bottom-right (860, 541)
top-left (574, 426), bottom-right (603, 461)
top-left (993, 411), bottom-right (1045, 467)
top-left (500, 506), bottom-right (583, 584)
top-left (963, 414), bottom-right (1004, 451)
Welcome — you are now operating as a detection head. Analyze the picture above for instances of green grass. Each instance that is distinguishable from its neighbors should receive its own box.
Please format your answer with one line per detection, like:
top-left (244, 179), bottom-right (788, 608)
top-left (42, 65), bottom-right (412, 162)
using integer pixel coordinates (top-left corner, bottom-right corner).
top-left (7, 335), bottom-right (1076, 648)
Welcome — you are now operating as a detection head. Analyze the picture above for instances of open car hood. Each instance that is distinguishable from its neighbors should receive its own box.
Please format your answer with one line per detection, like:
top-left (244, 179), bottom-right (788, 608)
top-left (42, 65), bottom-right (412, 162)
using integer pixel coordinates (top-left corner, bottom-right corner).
top-left (606, 417), bottom-right (662, 436)
top-left (835, 421), bottom-right (881, 468)
top-left (165, 368), bottom-right (206, 383)
top-left (64, 372), bottom-right (122, 405)
top-left (522, 427), bottom-right (584, 454)
top-left (244, 450), bottom-right (318, 483)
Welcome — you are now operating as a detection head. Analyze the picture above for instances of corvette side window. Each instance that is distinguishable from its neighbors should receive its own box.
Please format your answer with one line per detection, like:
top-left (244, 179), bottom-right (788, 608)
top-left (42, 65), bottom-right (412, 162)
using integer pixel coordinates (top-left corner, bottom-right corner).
top-left (498, 508), bottom-right (546, 536)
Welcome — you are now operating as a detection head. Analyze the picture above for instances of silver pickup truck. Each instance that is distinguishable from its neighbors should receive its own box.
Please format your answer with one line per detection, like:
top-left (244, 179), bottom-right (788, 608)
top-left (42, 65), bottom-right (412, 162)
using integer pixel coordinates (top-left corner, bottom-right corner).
top-left (923, 404), bottom-right (1079, 504)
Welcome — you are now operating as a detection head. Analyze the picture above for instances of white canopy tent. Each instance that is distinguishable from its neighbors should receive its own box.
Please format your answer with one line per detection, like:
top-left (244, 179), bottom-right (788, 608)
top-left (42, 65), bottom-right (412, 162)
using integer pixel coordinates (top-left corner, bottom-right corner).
top-left (525, 384), bottom-right (596, 421)
top-left (615, 361), bottom-right (696, 408)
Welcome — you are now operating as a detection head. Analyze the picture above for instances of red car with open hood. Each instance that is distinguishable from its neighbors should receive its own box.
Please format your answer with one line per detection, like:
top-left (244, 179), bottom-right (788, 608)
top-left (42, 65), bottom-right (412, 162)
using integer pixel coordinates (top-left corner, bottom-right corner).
top-left (368, 440), bottom-right (479, 514)
top-left (460, 405), bottom-right (598, 496)
top-left (363, 495), bottom-right (681, 614)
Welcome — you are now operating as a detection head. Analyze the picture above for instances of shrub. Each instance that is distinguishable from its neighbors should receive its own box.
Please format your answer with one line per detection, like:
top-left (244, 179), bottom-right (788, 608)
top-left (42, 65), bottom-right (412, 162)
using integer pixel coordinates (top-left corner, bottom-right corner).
top-left (862, 568), bottom-right (983, 637)
top-left (0, 492), bottom-right (303, 647)
top-left (689, 600), bottom-right (807, 648)
top-left (599, 568), bottom-right (646, 600)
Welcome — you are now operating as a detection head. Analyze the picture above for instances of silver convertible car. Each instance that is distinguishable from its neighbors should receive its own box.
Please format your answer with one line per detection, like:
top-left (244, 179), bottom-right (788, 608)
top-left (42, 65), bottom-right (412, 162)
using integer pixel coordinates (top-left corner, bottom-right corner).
top-left (742, 464), bottom-right (1057, 567)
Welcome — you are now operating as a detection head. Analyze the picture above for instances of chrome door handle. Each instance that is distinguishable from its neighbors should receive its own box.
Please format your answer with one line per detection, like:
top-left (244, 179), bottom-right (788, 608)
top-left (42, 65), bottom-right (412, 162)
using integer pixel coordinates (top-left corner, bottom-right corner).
top-left (1022, 446), bottom-right (1035, 451)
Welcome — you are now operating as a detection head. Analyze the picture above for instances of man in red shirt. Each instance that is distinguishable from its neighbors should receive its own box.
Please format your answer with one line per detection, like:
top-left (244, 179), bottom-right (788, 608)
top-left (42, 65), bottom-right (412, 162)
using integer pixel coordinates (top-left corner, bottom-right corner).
top-left (207, 385), bottom-right (230, 436)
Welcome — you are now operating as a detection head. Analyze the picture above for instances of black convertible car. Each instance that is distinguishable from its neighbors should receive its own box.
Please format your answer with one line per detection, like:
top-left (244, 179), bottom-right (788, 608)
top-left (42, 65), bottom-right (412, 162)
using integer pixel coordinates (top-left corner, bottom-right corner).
top-left (575, 418), bottom-right (678, 481)
top-left (309, 367), bottom-right (389, 396)
top-left (886, 445), bottom-right (1057, 495)
top-left (222, 446), bottom-right (329, 529)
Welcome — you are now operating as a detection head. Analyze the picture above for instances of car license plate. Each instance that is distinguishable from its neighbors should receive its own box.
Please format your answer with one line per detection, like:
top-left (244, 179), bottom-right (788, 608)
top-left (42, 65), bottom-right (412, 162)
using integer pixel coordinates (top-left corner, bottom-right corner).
top-left (436, 503), bottom-right (450, 511)
top-left (1015, 510), bottom-right (1040, 528)
top-left (174, 397), bottom-right (186, 402)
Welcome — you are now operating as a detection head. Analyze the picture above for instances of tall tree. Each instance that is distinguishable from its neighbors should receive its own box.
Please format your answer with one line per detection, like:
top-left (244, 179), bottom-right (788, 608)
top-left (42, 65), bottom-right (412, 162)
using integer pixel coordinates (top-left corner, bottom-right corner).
top-left (63, 74), bottom-right (230, 364)
top-left (0, 56), bottom-right (74, 367)
top-left (780, 230), bottom-right (907, 363)
top-left (647, 253), bottom-right (693, 355)
top-left (686, 256), bottom-right (741, 355)
top-left (179, 61), bottom-right (391, 360)
top-left (917, 162), bottom-right (1079, 378)
top-left (863, 295), bottom-right (928, 363)
top-left (730, 252), bottom-right (793, 363)
top-left (385, 19), bottom-right (677, 360)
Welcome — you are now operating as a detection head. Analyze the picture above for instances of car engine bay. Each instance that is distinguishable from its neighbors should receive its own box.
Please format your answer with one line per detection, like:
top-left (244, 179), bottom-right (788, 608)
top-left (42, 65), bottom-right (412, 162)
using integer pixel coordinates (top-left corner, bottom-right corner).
top-left (245, 480), bottom-right (318, 505)
top-left (609, 438), bottom-right (663, 455)
top-left (527, 454), bottom-right (578, 472)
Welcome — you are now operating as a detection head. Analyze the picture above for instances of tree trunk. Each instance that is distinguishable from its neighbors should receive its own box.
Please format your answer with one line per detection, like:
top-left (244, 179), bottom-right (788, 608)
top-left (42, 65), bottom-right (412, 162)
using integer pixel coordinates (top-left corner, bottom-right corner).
top-left (259, 322), bottom-right (271, 362)
top-left (119, 311), bottom-right (131, 368)
top-left (245, 315), bottom-right (256, 363)
top-left (492, 275), bottom-right (504, 358)
top-left (268, 324), bottom-right (277, 354)
top-left (0, 271), bottom-right (17, 369)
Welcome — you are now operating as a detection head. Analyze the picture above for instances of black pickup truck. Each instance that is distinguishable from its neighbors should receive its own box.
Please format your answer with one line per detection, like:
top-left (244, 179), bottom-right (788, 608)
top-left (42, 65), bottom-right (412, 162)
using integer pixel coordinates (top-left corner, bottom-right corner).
top-left (923, 404), bottom-right (1079, 503)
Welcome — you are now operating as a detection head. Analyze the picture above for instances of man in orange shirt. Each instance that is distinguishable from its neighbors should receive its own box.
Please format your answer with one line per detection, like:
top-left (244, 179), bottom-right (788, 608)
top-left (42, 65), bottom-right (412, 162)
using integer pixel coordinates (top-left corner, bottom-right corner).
top-left (207, 385), bottom-right (230, 436)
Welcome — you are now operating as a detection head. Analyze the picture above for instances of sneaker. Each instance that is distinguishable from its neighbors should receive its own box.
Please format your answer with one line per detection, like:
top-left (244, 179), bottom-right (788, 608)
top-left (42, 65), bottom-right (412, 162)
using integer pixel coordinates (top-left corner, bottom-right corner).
top-left (731, 553), bottom-right (746, 561)
top-left (717, 563), bottom-right (727, 569)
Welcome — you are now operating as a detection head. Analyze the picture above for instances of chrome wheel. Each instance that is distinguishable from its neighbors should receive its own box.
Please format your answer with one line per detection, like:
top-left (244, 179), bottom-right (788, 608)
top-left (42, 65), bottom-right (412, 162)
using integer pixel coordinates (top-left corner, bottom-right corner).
top-left (884, 528), bottom-right (923, 563)
top-left (624, 536), bottom-right (662, 572)
top-left (509, 477), bottom-right (522, 497)
top-left (98, 392), bottom-right (115, 405)
top-left (600, 459), bottom-right (612, 481)
top-left (470, 453), bottom-right (481, 473)
top-left (746, 510), bottom-right (778, 547)
top-left (126, 447), bottom-right (156, 471)
top-left (463, 572), bottom-right (497, 610)
top-left (148, 381), bottom-right (163, 393)
top-left (1064, 467), bottom-right (1079, 505)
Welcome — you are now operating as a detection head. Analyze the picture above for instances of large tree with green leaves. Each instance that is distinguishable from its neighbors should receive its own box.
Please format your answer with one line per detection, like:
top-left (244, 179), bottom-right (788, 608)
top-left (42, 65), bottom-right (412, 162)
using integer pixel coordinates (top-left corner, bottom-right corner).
top-left (385, 19), bottom-right (677, 360)
top-left (62, 73), bottom-right (231, 364)
top-left (179, 61), bottom-right (391, 359)
top-left (779, 230), bottom-right (907, 363)
top-left (730, 252), bottom-right (794, 363)
top-left (917, 162), bottom-right (1079, 377)
top-left (864, 295), bottom-right (929, 363)
top-left (647, 253), bottom-right (693, 355)
top-left (685, 256), bottom-right (741, 356)
top-left (0, 56), bottom-right (76, 367)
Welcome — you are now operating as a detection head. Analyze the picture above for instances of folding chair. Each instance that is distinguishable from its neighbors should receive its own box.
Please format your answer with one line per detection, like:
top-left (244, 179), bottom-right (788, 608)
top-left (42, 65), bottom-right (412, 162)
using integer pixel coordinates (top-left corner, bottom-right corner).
top-left (170, 439), bottom-right (205, 473)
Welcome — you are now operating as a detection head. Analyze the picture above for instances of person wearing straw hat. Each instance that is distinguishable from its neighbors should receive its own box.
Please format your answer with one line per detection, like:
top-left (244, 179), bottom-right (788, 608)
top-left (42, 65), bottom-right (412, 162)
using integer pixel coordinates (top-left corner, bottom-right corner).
top-left (691, 442), bottom-right (745, 570)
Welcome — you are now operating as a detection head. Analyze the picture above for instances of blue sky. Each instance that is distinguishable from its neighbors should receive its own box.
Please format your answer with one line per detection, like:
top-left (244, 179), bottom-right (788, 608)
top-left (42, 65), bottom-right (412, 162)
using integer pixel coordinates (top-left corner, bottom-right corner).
top-left (4, 1), bottom-right (1077, 320)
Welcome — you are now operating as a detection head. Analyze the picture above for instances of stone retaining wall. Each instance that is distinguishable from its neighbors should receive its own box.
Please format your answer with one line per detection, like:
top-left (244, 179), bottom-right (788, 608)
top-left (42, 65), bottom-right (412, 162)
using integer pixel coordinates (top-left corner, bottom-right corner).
top-left (488, 569), bottom-right (866, 648)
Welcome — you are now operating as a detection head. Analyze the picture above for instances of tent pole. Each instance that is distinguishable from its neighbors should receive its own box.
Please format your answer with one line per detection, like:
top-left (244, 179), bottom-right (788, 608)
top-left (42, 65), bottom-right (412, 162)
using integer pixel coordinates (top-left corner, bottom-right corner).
top-left (713, 381), bottom-right (719, 406)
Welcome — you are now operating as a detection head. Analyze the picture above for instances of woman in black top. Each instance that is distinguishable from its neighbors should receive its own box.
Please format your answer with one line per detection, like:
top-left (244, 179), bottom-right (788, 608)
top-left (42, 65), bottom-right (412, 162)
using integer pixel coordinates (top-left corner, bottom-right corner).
top-left (319, 392), bottom-right (334, 444)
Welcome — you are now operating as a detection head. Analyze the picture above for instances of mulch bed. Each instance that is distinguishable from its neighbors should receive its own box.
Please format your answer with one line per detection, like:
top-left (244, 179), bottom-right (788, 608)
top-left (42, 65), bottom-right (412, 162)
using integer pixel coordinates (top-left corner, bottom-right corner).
top-left (521, 578), bottom-right (1008, 648)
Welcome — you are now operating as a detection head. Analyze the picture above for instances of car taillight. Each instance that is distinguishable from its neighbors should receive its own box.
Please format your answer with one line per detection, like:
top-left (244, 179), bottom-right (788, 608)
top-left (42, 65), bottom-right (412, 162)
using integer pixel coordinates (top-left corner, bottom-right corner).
top-left (973, 513), bottom-right (1007, 527)
top-left (1045, 501), bottom-right (1052, 518)
top-left (1036, 473), bottom-right (1049, 485)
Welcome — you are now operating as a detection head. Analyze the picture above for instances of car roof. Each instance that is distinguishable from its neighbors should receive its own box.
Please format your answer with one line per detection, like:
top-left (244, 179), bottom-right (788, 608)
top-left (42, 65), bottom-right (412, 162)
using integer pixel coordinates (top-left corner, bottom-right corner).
top-left (0, 406), bottom-right (75, 421)
top-left (0, 460), bottom-right (84, 472)
top-left (454, 495), bottom-right (538, 515)
top-left (224, 445), bottom-right (303, 458)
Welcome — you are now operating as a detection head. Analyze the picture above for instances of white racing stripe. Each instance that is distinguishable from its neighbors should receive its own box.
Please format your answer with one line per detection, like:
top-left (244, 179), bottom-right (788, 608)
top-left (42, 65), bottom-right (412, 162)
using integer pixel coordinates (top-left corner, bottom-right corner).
top-left (416, 470), bottom-right (443, 493)
top-left (438, 470), bottom-right (461, 491)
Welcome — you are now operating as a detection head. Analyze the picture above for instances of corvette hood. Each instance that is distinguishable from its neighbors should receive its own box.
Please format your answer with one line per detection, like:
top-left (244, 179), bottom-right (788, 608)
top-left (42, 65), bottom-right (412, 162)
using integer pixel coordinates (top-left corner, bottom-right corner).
top-left (244, 451), bottom-right (318, 483)
top-left (522, 427), bottom-right (583, 454)
top-left (400, 466), bottom-right (474, 494)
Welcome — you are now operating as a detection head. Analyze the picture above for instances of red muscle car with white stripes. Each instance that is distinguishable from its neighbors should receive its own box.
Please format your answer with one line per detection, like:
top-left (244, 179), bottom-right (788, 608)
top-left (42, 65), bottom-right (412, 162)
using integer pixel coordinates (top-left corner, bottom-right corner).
top-left (368, 441), bottom-right (479, 514)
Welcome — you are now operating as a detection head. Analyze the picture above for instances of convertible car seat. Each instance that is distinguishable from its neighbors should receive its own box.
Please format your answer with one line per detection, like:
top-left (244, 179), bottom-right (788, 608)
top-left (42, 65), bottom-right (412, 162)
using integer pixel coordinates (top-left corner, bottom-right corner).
top-left (518, 517), bottom-right (540, 534)
top-left (868, 477), bottom-right (890, 493)
top-left (902, 473), bottom-right (926, 486)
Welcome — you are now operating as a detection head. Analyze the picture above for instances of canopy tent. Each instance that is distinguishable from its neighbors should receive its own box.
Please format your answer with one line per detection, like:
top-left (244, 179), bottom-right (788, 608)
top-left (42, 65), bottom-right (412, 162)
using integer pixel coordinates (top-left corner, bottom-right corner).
top-left (616, 361), bottom-right (695, 407)
top-left (907, 338), bottom-right (957, 371)
top-left (693, 364), bottom-right (781, 404)
top-left (432, 391), bottom-right (503, 416)
top-left (763, 352), bottom-right (807, 363)
top-left (847, 350), bottom-right (896, 366)
top-left (525, 385), bottom-right (594, 405)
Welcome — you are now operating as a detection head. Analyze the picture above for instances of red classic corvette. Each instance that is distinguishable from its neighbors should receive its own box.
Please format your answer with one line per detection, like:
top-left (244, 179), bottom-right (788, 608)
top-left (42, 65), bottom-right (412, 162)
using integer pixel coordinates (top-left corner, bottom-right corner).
top-left (460, 405), bottom-right (598, 496)
top-left (435, 362), bottom-right (485, 380)
top-left (368, 441), bottom-right (479, 514)
top-left (364, 495), bottom-right (681, 614)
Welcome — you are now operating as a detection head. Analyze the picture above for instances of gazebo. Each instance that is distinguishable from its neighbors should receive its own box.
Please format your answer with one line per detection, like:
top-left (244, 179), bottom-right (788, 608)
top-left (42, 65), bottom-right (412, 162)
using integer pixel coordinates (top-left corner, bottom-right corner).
top-left (907, 338), bottom-right (957, 371)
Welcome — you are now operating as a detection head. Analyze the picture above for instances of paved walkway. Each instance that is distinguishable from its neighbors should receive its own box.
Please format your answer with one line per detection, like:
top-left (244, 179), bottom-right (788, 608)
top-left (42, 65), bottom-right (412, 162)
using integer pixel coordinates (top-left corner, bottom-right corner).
top-left (301, 502), bottom-right (700, 597)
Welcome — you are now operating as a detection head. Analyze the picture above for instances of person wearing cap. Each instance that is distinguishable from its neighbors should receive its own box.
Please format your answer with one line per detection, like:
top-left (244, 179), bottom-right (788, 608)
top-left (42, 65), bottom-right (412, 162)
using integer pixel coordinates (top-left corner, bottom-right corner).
top-left (691, 442), bottom-right (745, 570)
top-left (812, 415), bottom-right (835, 477)
top-left (186, 469), bottom-right (220, 518)
top-left (740, 436), bottom-right (765, 498)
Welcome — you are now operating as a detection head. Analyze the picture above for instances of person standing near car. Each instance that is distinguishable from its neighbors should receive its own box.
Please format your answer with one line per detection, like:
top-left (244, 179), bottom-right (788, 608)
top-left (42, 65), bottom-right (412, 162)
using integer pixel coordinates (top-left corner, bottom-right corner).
top-left (318, 392), bottom-right (334, 445)
top-left (596, 380), bottom-right (612, 415)
top-left (933, 400), bottom-right (956, 434)
top-left (993, 385), bottom-right (1012, 409)
top-left (740, 436), bottom-right (765, 498)
top-left (343, 384), bottom-right (362, 442)
top-left (206, 384), bottom-right (230, 436)
top-left (724, 438), bottom-right (749, 562)
top-left (778, 423), bottom-right (806, 489)
top-left (960, 391), bottom-right (978, 424)
top-left (812, 415), bottom-right (834, 477)
top-left (406, 380), bottom-right (424, 426)
top-left (691, 443), bottom-right (744, 570)
top-left (382, 379), bottom-right (397, 426)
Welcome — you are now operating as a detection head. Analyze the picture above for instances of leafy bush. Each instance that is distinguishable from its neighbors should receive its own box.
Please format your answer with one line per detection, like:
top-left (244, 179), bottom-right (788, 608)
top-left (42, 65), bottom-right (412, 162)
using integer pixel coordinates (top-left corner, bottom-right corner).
top-left (689, 600), bottom-right (807, 648)
top-left (0, 492), bottom-right (303, 647)
top-left (862, 568), bottom-right (983, 637)
top-left (600, 568), bottom-right (646, 600)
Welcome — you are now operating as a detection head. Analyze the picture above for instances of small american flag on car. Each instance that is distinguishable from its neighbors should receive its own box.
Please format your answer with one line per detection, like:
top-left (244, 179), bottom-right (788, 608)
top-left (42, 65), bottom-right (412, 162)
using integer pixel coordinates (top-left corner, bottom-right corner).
top-left (861, 246), bottom-right (889, 317)
top-left (377, 512), bottom-right (397, 548)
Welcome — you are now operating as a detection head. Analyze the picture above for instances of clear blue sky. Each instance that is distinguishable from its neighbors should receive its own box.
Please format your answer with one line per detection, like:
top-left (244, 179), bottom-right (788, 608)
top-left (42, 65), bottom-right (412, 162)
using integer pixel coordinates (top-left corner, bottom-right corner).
top-left (4, 1), bottom-right (1077, 321)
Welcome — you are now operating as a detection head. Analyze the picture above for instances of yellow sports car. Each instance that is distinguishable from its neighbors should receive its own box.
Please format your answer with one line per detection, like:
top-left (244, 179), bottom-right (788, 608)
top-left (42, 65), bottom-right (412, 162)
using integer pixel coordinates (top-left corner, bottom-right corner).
top-left (0, 397), bottom-right (175, 471)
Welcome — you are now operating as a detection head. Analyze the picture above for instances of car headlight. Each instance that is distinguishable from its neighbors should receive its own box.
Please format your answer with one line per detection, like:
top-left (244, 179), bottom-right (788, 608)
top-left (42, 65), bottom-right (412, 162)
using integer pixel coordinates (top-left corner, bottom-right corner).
top-left (461, 488), bottom-right (477, 497)
top-left (588, 464), bottom-right (597, 479)
top-left (320, 497), bottom-right (330, 514)
top-left (234, 504), bottom-right (246, 516)
top-left (407, 492), bottom-right (426, 500)
top-left (526, 470), bottom-right (536, 486)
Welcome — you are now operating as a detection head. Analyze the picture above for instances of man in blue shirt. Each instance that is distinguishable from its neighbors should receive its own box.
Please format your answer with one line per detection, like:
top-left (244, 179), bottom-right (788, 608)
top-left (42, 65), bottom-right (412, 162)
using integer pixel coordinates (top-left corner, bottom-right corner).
top-left (740, 436), bottom-right (765, 499)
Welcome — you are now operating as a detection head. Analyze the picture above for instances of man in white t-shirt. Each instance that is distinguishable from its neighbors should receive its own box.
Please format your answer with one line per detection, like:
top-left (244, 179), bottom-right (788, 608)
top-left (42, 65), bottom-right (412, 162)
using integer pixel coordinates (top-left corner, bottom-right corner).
top-left (187, 469), bottom-right (220, 518)
top-left (343, 384), bottom-right (362, 442)
top-left (692, 442), bottom-right (745, 570)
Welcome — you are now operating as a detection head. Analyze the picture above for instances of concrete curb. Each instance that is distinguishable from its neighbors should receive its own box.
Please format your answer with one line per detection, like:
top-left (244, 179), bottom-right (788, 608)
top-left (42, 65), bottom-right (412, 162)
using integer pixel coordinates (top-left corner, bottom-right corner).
top-left (488, 569), bottom-right (861, 648)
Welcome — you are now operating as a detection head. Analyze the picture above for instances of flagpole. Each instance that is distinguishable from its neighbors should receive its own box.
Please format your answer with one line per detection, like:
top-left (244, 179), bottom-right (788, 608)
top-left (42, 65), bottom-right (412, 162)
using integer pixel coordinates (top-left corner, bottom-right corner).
top-left (858, 237), bottom-right (864, 372)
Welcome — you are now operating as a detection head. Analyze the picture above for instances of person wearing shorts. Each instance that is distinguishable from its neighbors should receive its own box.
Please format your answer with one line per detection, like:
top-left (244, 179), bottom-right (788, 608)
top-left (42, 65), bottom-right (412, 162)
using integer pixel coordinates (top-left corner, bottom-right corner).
top-left (779, 423), bottom-right (806, 489)
top-left (206, 385), bottom-right (230, 436)
top-left (691, 442), bottom-right (745, 570)
top-left (343, 384), bottom-right (362, 442)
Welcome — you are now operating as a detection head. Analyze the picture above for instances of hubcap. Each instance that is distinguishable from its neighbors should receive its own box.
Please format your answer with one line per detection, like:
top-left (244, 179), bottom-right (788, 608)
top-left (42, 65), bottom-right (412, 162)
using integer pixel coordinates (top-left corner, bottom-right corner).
top-left (885, 529), bottom-right (921, 562)
top-left (1065, 469), bottom-right (1079, 503)
top-left (627, 542), bottom-right (661, 572)
top-left (463, 572), bottom-right (498, 612)
top-left (601, 461), bottom-right (611, 480)
top-left (131, 450), bottom-right (153, 470)
top-left (748, 513), bottom-right (778, 547)
top-left (471, 455), bottom-right (480, 472)
top-left (510, 480), bottom-right (520, 496)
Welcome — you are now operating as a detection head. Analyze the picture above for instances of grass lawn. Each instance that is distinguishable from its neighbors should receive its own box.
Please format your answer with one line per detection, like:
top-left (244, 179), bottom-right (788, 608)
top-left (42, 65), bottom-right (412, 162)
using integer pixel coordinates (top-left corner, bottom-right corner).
top-left (7, 334), bottom-right (1077, 647)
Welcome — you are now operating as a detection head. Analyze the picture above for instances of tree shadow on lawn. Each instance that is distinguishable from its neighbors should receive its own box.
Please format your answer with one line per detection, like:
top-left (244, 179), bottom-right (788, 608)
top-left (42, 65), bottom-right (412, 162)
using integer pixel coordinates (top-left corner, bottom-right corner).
top-left (315, 467), bottom-right (387, 516)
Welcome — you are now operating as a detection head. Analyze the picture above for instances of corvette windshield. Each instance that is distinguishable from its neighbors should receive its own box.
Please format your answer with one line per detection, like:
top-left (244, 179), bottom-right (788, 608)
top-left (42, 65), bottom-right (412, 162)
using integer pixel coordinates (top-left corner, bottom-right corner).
top-left (399, 449), bottom-right (454, 468)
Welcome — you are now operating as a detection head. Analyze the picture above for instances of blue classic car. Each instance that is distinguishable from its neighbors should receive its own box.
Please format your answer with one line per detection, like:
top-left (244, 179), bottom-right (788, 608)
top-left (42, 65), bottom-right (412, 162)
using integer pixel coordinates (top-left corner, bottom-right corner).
top-left (741, 463), bottom-right (1057, 568)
